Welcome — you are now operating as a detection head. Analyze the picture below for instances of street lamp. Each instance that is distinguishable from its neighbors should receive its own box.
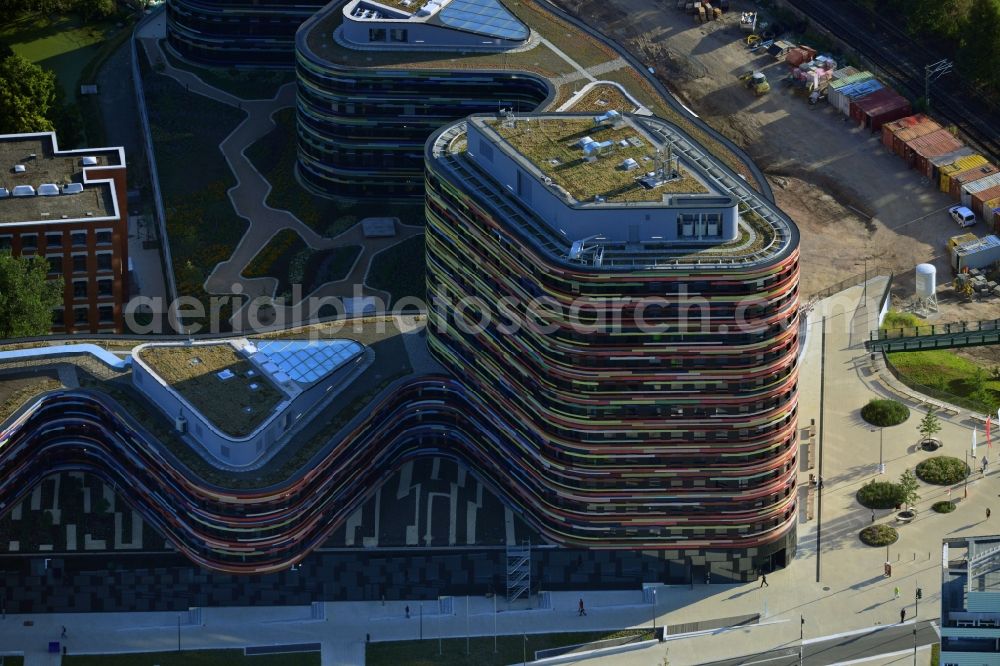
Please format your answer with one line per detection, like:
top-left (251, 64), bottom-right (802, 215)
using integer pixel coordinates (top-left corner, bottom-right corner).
top-left (799, 615), bottom-right (805, 666)
top-left (651, 588), bottom-right (657, 633)
top-left (873, 426), bottom-right (884, 474)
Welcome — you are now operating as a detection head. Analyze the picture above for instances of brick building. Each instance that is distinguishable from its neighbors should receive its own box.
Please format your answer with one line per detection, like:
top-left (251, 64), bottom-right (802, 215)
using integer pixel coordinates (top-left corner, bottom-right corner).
top-left (0, 132), bottom-right (128, 333)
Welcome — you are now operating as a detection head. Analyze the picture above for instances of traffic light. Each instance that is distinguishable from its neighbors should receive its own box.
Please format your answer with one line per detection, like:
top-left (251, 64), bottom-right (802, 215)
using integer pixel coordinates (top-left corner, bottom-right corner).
top-left (916, 587), bottom-right (923, 600)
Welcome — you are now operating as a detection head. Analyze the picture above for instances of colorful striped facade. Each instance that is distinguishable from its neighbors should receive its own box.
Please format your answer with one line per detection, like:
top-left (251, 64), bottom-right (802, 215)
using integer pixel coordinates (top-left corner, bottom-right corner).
top-left (423, 114), bottom-right (801, 576)
top-left (294, 5), bottom-right (550, 199)
top-left (166, 0), bottom-right (326, 66)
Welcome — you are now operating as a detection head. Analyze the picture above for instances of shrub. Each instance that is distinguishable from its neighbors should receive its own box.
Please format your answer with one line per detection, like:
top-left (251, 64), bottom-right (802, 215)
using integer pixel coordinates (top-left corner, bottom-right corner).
top-left (916, 456), bottom-right (969, 485)
top-left (860, 524), bottom-right (898, 547)
top-left (933, 500), bottom-right (956, 513)
top-left (857, 480), bottom-right (905, 509)
top-left (861, 399), bottom-right (910, 427)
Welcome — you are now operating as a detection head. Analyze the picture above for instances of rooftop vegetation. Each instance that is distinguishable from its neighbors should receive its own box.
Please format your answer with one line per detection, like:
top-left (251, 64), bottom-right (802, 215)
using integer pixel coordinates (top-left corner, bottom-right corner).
top-left (490, 116), bottom-right (709, 203)
top-left (137, 343), bottom-right (284, 437)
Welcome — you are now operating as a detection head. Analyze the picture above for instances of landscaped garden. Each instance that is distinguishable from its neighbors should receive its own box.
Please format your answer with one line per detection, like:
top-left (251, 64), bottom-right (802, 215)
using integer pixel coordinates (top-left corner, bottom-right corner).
top-left (856, 469), bottom-right (920, 510)
top-left (367, 235), bottom-right (426, 306)
top-left (916, 456), bottom-right (969, 486)
top-left (366, 630), bottom-right (654, 666)
top-left (859, 524), bottom-right (898, 547)
top-left (242, 229), bottom-right (361, 300)
top-left (140, 50), bottom-right (248, 320)
top-left (860, 398), bottom-right (910, 427)
top-left (244, 108), bottom-right (424, 236)
top-left (882, 311), bottom-right (1000, 414)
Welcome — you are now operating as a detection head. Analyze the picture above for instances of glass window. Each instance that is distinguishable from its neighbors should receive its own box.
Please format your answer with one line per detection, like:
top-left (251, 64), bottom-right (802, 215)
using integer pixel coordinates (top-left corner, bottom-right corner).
top-left (0, 235), bottom-right (11, 251)
top-left (73, 280), bottom-right (88, 298)
top-left (51, 309), bottom-right (64, 326)
top-left (45, 232), bottom-right (63, 248)
top-left (47, 255), bottom-right (62, 274)
top-left (21, 234), bottom-right (37, 249)
top-left (95, 230), bottom-right (112, 245)
top-left (368, 28), bottom-right (386, 42)
top-left (97, 279), bottom-right (113, 297)
top-left (73, 255), bottom-right (88, 273)
top-left (390, 28), bottom-right (407, 42)
top-left (73, 307), bottom-right (89, 325)
top-left (96, 253), bottom-right (112, 271)
top-left (98, 305), bottom-right (113, 323)
top-left (71, 231), bottom-right (87, 247)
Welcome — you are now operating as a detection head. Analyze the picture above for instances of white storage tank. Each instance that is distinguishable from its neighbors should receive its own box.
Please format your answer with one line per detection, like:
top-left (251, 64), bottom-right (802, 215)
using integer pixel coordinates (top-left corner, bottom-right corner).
top-left (915, 263), bottom-right (936, 298)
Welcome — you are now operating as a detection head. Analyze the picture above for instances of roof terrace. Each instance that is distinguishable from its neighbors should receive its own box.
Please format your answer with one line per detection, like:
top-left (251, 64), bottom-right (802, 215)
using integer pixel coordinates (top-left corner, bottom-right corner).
top-left (432, 113), bottom-right (797, 269)
top-left (0, 134), bottom-right (120, 225)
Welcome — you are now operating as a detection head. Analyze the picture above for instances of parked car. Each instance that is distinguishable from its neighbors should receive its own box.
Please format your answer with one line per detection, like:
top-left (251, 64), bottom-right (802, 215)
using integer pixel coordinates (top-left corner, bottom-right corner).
top-left (949, 205), bottom-right (977, 227)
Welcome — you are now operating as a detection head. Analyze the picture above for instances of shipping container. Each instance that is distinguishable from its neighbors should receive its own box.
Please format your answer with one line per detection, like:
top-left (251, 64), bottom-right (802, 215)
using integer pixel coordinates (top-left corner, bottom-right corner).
top-left (882, 115), bottom-right (941, 157)
top-left (952, 234), bottom-right (1000, 273)
top-left (993, 204), bottom-right (1000, 235)
top-left (987, 198), bottom-right (1000, 234)
top-left (832, 79), bottom-right (883, 115)
top-left (961, 172), bottom-right (1000, 208)
top-left (830, 66), bottom-right (860, 80)
top-left (849, 88), bottom-right (912, 131)
top-left (929, 148), bottom-right (975, 187)
top-left (972, 184), bottom-right (1000, 221)
top-left (937, 151), bottom-right (985, 192)
top-left (785, 46), bottom-right (817, 67)
top-left (949, 162), bottom-right (998, 201)
top-left (903, 129), bottom-right (965, 178)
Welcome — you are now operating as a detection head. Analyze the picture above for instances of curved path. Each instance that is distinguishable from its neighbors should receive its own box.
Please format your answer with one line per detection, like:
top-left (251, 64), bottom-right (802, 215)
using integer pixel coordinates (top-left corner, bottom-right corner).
top-left (135, 23), bottom-right (424, 321)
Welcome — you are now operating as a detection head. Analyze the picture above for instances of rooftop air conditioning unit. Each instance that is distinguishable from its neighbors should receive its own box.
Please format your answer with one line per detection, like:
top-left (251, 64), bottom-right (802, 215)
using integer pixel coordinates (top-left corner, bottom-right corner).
top-left (37, 183), bottom-right (60, 196)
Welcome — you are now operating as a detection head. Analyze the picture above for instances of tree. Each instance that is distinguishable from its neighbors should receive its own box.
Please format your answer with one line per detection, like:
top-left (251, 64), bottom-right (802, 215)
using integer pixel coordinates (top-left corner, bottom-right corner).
top-left (898, 469), bottom-right (921, 510)
top-left (0, 54), bottom-right (56, 134)
top-left (0, 251), bottom-right (62, 338)
top-left (918, 407), bottom-right (942, 442)
top-left (960, 0), bottom-right (1000, 93)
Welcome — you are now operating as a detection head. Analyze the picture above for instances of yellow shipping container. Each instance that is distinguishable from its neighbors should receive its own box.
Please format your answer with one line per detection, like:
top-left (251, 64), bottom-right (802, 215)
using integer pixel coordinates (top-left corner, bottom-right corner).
top-left (949, 233), bottom-right (979, 251)
top-left (988, 196), bottom-right (1000, 232)
top-left (940, 154), bottom-right (988, 193)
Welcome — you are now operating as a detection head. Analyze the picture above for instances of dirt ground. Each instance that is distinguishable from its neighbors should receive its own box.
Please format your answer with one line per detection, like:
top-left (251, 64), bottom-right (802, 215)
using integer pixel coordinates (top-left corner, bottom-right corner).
top-left (557, 0), bottom-right (995, 312)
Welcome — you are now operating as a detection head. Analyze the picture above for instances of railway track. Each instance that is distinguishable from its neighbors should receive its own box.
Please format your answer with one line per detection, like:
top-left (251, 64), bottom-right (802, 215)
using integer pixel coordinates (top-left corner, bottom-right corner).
top-left (788, 0), bottom-right (1000, 161)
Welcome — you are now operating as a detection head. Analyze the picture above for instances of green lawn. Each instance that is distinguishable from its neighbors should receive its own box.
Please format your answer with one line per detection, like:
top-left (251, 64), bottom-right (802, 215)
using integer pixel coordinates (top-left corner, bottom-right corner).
top-left (366, 630), bottom-right (654, 666)
top-left (0, 13), bottom-right (117, 98)
top-left (244, 108), bottom-right (425, 236)
top-left (161, 43), bottom-right (294, 100)
top-left (65, 648), bottom-right (319, 665)
top-left (367, 235), bottom-right (426, 306)
top-left (140, 49), bottom-right (249, 317)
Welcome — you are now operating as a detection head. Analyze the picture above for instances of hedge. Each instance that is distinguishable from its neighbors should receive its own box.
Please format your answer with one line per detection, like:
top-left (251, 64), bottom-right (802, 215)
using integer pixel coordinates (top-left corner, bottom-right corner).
top-left (932, 500), bottom-right (956, 513)
top-left (916, 456), bottom-right (969, 485)
top-left (860, 399), bottom-right (910, 427)
top-left (856, 480), bottom-right (904, 509)
top-left (860, 524), bottom-right (898, 547)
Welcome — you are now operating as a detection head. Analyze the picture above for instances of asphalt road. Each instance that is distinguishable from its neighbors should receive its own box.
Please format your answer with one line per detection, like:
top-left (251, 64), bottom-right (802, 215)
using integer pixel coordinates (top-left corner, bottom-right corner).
top-left (698, 620), bottom-right (937, 666)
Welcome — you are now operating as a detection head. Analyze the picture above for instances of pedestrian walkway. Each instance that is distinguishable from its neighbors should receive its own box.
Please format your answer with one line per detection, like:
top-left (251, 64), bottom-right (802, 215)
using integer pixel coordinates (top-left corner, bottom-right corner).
top-left (133, 22), bottom-right (424, 325)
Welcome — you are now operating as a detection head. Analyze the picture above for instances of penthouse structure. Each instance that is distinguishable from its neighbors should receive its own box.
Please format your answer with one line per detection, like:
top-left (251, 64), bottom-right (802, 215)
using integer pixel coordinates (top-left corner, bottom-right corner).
top-left (425, 113), bottom-right (800, 576)
top-left (0, 132), bottom-right (128, 333)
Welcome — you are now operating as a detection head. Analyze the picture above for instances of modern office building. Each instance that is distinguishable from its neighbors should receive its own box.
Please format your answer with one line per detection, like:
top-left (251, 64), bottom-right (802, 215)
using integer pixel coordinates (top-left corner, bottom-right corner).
top-left (0, 132), bottom-right (128, 333)
top-left (424, 112), bottom-right (801, 576)
top-left (166, 0), bottom-right (327, 66)
top-left (941, 535), bottom-right (1000, 663)
top-left (295, 0), bottom-right (552, 199)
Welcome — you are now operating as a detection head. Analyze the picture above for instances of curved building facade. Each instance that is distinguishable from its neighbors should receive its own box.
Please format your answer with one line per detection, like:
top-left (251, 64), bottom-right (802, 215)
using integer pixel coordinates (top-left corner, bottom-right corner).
top-left (166, 0), bottom-right (327, 66)
top-left (294, 0), bottom-right (551, 199)
top-left (424, 113), bottom-right (801, 575)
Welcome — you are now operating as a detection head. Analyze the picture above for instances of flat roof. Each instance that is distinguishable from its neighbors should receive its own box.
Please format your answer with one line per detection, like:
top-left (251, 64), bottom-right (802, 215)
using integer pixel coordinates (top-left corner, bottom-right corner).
top-left (431, 114), bottom-right (797, 269)
top-left (482, 115), bottom-right (714, 204)
top-left (347, 0), bottom-right (528, 40)
top-left (0, 133), bottom-right (122, 226)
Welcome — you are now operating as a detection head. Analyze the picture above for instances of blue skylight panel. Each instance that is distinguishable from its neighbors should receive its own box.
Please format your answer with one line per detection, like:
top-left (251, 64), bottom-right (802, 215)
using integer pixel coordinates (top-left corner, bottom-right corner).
top-left (439, 0), bottom-right (528, 41)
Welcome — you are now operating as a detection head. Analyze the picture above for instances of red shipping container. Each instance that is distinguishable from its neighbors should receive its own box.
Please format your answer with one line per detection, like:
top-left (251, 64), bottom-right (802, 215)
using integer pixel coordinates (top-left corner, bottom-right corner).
top-left (950, 163), bottom-right (999, 200)
top-left (881, 114), bottom-right (931, 152)
top-left (849, 88), bottom-right (911, 131)
top-left (972, 184), bottom-right (1000, 221)
top-left (904, 129), bottom-right (964, 178)
top-left (888, 116), bottom-right (941, 158)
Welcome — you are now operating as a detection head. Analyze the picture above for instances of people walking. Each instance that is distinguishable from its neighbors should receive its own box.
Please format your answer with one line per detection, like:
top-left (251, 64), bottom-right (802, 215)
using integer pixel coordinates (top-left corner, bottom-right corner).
top-left (871, 509), bottom-right (876, 524)
top-left (405, 605), bottom-right (410, 619)
top-left (893, 586), bottom-right (899, 600)
top-left (578, 598), bottom-right (586, 616)
top-left (989, 508), bottom-right (993, 521)
top-left (61, 626), bottom-right (66, 638)
top-left (759, 574), bottom-right (769, 588)
top-left (900, 608), bottom-right (906, 623)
